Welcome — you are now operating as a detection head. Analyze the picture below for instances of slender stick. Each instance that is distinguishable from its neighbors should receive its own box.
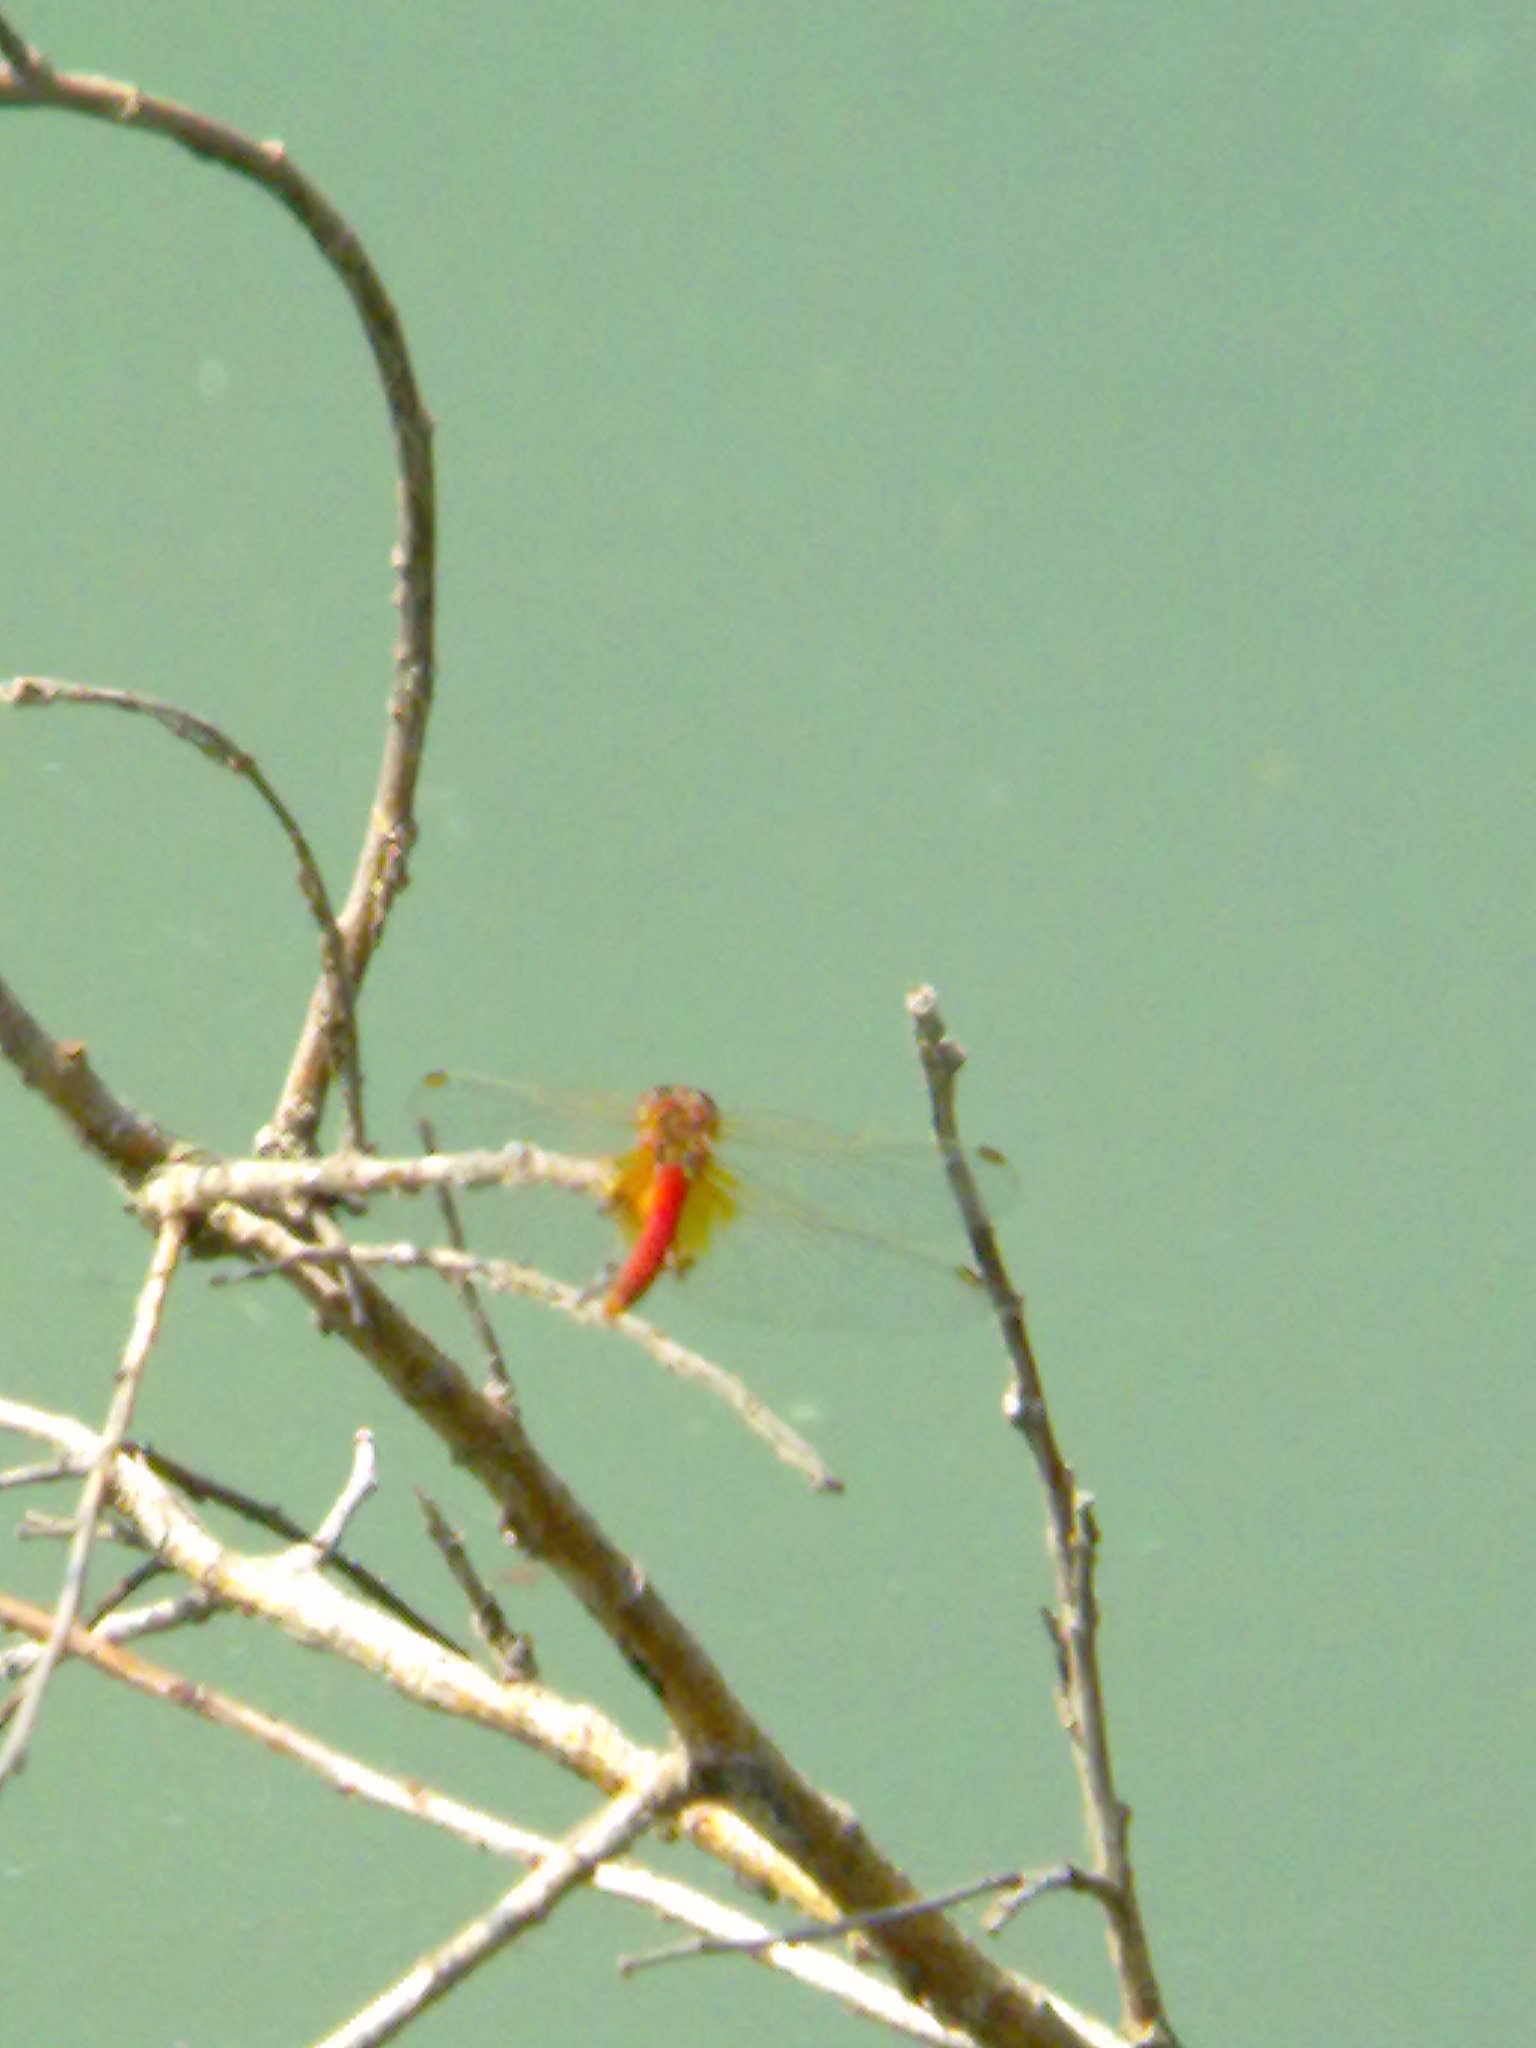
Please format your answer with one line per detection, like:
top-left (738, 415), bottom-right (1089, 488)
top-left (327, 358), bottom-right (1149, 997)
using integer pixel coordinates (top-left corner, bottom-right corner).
top-left (0, 676), bottom-right (366, 1147)
top-left (0, 1214), bottom-right (186, 1786)
top-left (316, 1753), bottom-right (694, 2047)
top-left (910, 985), bottom-right (1174, 2043)
top-left (257, 1240), bottom-right (842, 1493)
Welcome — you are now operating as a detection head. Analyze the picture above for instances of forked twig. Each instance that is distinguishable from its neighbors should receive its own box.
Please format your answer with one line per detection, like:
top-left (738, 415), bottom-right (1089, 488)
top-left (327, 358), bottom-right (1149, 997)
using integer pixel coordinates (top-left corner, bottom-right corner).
top-left (125, 1442), bottom-right (466, 1653)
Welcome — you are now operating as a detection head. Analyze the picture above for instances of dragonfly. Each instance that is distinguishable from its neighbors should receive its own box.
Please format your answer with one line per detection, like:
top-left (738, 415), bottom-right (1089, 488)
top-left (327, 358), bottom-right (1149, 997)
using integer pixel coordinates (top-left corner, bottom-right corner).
top-left (412, 1073), bottom-right (1015, 1329)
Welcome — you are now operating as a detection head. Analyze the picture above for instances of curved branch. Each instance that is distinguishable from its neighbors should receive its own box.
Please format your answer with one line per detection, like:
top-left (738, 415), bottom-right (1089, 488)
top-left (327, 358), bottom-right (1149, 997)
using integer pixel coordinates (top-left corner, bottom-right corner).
top-left (0, 25), bottom-right (436, 1152)
top-left (1, 677), bottom-right (367, 1147)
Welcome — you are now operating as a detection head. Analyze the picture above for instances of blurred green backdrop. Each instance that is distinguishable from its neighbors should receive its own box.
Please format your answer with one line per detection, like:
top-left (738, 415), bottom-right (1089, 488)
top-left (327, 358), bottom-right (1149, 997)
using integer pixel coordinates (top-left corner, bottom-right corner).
top-left (2, 6), bottom-right (1531, 2044)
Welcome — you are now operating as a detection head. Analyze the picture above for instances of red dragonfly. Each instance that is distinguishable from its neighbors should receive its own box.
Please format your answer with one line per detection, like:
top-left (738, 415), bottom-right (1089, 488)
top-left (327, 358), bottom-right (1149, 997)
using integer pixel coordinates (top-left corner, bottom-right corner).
top-left (414, 1074), bottom-right (1014, 1328)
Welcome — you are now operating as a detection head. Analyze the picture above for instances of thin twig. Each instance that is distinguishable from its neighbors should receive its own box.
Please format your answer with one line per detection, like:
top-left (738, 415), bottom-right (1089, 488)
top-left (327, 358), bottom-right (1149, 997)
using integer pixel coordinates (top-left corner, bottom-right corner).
top-left (985, 1865), bottom-right (1117, 1934)
top-left (0, 676), bottom-right (366, 1148)
top-left (0, 1585), bottom-right (218, 1684)
top-left (0, 1213), bottom-right (187, 1787)
top-left (0, 11), bottom-right (38, 72)
top-left (245, 1239), bottom-right (842, 1493)
top-left (416, 1108), bottom-right (513, 1389)
top-left (909, 985), bottom-right (1173, 2043)
top-left (316, 1752), bottom-right (695, 2047)
top-left (417, 1492), bottom-right (536, 1681)
top-left (0, 1456), bottom-right (86, 1490)
top-left (306, 1429), bottom-right (378, 1560)
top-left (126, 1441), bottom-right (465, 1654)
top-left (623, 1866), bottom-right (1029, 1971)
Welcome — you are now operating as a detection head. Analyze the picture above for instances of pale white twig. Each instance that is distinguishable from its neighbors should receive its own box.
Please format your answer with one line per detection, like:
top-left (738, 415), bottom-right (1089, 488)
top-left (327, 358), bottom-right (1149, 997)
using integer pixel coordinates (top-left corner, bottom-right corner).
top-left (251, 1240), bottom-right (842, 1492)
top-left (316, 1752), bottom-right (694, 2047)
top-left (139, 1142), bottom-right (609, 1219)
top-left (0, 1214), bottom-right (187, 1788)
top-left (0, 1585), bottom-right (216, 1683)
top-left (0, 1455), bottom-right (87, 1490)
top-left (0, 1398), bottom-right (839, 1924)
top-left (0, 1583), bottom-right (970, 2044)
top-left (306, 1429), bottom-right (377, 1561)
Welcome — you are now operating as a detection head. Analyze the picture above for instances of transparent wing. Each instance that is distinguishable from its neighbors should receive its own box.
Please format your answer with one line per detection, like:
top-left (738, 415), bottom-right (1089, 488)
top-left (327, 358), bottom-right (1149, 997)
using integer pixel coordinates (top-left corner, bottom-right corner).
top-left (408, 1072), bottom-right (1016, 1332)
top-left (412, 1073), bottom-right (1015, 1239)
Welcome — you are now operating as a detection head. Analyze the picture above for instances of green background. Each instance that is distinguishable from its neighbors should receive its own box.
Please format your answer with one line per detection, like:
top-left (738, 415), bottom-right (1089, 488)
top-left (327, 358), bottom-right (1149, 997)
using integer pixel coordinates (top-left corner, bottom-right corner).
top-left (3, 6), bottom-right (1531, 2043)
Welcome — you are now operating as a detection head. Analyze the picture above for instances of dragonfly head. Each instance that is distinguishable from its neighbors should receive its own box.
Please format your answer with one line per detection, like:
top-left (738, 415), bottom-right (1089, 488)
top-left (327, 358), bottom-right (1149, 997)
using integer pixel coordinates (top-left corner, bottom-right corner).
top-left (633, 1086), bottom-right (721, 1173)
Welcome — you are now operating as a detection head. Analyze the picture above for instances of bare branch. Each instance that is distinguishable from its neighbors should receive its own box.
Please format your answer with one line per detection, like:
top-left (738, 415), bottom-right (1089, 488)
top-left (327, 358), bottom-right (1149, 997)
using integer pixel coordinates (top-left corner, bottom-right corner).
top-left (0, 1397), bottom-right (844, 1925)
top-left (0, 970), bottom-right (174, 1181)
top-left (1, 945), bottom-right (1113, 2048)
top-left (139, 1141), bottom-right (611, 1217)
top-left (169, 1201), bottom-right (1113, 2043)
top-left (317, 1752), bottom-right (694, 2046)
top-left (909, 986), bottom-right (1173, 2043)
top-left (0, 11), bottom-right (39, 72)
top-left (417, 1493), bottom-right (536, 1681)
top-left (0, 1581), bottom-right (971, 2044)
top-left (123, 1442), bottom-right (464, 1653)
top-left (0, 32), bottom-right (436, 1150)
top-left (252, 1239), bottom-right (843, 1493)
top-left (0, 1214), bottom-right (186, 1785)
top-left (306, 1430), bottom-right (378, 1561)
top-left (1, 676), bottom-right (366, 1147)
